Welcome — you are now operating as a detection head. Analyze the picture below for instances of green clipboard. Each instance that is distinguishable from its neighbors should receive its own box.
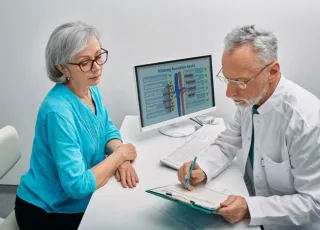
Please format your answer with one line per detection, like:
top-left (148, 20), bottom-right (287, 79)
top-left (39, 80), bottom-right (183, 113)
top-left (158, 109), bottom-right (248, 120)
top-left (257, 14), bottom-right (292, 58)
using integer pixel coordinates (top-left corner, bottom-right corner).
top-left (146, 184), bottom-right (227, 214)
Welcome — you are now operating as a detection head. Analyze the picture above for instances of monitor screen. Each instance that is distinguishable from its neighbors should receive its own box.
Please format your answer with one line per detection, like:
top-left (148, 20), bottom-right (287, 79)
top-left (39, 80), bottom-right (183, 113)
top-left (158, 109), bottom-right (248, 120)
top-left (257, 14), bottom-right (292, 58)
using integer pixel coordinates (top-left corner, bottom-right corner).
top-left (134, 55), bottom-right (215, 132)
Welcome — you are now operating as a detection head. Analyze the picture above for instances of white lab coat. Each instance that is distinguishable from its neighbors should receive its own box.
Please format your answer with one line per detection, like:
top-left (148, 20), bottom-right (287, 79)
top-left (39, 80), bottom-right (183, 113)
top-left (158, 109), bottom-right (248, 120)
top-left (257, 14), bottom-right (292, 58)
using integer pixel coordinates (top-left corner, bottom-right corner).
top-left (197, 76), bottom-right (320, 230)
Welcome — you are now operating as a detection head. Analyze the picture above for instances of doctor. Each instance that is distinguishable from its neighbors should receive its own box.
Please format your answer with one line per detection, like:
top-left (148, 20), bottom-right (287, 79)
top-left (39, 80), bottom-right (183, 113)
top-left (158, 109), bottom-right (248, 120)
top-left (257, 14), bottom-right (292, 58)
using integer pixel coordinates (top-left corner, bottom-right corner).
top-left (178, 25), bottom-right (320, 230)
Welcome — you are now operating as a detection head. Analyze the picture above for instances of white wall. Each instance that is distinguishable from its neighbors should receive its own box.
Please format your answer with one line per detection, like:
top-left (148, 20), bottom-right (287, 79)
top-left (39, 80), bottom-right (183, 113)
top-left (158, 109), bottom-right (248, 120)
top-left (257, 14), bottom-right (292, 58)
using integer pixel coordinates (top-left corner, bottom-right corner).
top-left (1, 0), bottom-right (320, 185)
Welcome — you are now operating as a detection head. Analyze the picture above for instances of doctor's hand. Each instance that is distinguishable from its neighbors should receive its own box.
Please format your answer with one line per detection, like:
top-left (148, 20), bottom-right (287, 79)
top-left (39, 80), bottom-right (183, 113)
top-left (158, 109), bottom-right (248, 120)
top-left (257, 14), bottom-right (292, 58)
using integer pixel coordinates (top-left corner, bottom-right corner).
top-left (115, 161), bottom-right (139, 188)
top-left (178, 161), bottom-right (206, 191)
top-left (216, 195), bottom-right (250, 224)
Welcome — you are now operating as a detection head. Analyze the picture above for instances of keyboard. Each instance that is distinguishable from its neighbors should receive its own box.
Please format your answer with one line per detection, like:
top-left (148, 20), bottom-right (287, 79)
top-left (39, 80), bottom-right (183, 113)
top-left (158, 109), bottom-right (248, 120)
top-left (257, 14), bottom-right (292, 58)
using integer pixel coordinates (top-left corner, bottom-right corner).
top-left (160, 125), bottom-right (219, 170)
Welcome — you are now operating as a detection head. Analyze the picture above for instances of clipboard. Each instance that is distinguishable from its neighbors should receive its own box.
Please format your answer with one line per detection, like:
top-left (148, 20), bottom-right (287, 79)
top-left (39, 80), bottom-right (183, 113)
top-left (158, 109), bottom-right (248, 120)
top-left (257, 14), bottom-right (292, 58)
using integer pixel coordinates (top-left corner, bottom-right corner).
top-left (146, 184), bottom-right (229, 214)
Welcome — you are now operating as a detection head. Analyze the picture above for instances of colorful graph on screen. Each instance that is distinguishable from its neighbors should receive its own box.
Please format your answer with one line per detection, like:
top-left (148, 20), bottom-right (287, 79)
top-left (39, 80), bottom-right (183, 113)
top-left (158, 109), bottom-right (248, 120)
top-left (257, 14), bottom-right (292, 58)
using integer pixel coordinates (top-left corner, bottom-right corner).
top-left (136, 56), bottom-right (214, 127)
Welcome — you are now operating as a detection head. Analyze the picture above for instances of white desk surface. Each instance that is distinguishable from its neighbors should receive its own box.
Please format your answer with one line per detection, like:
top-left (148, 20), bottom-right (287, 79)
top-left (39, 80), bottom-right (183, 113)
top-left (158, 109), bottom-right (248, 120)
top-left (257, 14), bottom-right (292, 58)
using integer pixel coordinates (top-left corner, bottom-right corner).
top-left (78, 115), bottom-right (260, 230)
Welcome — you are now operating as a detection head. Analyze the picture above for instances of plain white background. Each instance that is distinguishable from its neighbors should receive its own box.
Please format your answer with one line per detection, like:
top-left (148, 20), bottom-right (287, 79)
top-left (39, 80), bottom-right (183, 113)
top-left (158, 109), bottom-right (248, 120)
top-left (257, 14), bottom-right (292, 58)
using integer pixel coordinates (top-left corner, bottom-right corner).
top-left (1, 0), bottom-right (320, 184)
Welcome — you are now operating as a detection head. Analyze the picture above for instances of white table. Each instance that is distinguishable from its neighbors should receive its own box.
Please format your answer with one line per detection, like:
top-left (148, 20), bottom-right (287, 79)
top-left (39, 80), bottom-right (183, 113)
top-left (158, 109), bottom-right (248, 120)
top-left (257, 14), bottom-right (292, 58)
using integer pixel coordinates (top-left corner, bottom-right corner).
top-left (78, 115), bottom-right (260, 230)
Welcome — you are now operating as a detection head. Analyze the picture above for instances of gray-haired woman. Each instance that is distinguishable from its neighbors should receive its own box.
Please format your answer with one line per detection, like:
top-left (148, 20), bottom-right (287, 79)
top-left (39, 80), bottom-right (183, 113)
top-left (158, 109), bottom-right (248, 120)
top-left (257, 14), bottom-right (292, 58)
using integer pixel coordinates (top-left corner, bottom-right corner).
top-left (15, 21), bottom-right (139, 230)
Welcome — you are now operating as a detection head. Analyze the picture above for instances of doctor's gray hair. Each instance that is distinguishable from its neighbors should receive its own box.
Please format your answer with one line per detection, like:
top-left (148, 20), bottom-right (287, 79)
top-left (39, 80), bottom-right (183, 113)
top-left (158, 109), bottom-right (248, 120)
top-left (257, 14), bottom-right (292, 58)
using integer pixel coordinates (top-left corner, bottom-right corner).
top-left (45, 21), bottom-right (101, 83)
top-left (224, 25), bottom-right (278, 66)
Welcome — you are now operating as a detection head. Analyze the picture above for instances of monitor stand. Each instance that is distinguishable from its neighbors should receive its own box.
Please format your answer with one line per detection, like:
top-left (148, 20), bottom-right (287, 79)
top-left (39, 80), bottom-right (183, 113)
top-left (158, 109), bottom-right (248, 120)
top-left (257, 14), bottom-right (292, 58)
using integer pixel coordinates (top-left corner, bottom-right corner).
top-left (158, 123), bottom-right (196, 138)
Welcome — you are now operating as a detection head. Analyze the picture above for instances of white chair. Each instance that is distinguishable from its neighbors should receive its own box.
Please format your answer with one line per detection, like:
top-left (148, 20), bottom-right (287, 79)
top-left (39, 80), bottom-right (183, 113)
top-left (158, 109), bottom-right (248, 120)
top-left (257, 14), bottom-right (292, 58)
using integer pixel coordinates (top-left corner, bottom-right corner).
top-left (0, 126), bottom-right (21, 230)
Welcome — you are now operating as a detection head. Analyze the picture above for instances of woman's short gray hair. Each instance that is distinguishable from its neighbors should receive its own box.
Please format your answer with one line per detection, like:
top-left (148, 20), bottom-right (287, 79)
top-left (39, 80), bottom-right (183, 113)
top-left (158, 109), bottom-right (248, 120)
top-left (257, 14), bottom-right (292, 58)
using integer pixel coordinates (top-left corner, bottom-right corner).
top-left (45, 21), bottom-right (101, 83)
top-left (224, 25), bottom-right (278, 66)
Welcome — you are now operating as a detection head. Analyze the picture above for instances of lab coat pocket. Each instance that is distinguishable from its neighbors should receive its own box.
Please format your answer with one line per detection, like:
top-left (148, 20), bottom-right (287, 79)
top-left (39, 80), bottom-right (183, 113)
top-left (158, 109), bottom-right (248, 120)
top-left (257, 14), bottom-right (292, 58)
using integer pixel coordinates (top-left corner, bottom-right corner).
top-left (262, 153), bottom-right (295, 194)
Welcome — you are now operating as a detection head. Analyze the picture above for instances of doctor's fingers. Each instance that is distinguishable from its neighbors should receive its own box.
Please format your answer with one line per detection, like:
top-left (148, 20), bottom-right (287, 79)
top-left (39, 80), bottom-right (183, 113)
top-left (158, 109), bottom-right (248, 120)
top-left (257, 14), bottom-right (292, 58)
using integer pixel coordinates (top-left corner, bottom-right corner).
top-left (191, 169), bottom-right (205, 182)
top-left (217, 198), bottom-right (244, 217)
top-left (217, 206), bottom-right (244, 224)
top-left (177, 168), bottom-right (184, 185)
top-left (188, 177), bottom-right (200, 189)
top-left (222, 214), bottom-right (239, 224)
top-left (220, 195), bottom-right (238, 207)
top-left (178, 162), bottom-right (190, 181)
top-left (178, 170), bottom-right (194, 190)
top-left (186, 183), bottom-right (195, 191)
top-left (217, 206), bottom-right (233, 216)
top-left (182, 162), bottom-right (192, 179)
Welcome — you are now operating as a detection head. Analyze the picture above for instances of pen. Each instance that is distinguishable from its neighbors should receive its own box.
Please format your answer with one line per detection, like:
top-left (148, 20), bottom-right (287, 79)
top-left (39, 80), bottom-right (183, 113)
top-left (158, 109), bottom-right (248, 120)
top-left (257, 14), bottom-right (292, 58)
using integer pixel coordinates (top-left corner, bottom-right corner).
top-left (185, 156), bottom-right (197, 189)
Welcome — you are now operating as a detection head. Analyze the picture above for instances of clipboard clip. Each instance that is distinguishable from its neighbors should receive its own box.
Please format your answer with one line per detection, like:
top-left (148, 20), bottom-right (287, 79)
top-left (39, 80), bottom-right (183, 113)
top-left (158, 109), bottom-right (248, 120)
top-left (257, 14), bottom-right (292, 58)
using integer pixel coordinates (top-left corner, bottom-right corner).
top-left (165, 191), bottom-right (218, 211)
top-left (189, 200), bottom-right (218, 211)
top-left (148, 188), bottom-right (221, 213)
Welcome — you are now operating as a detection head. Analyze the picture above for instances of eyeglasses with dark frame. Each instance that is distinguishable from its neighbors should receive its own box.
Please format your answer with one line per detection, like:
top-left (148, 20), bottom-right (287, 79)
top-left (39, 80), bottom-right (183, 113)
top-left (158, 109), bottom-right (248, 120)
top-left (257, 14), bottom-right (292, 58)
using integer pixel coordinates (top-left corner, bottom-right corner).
top-left (216, 61), bottom-right (274, 89)
top-left (68, 48), bottom-right (108, 72)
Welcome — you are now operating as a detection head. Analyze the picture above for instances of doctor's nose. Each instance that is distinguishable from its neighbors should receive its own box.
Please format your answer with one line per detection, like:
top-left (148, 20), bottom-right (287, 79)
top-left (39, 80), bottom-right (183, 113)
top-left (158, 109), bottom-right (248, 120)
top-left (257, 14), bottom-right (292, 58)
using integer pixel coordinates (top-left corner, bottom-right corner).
top-left (226, 83), bottom-right (237, 98)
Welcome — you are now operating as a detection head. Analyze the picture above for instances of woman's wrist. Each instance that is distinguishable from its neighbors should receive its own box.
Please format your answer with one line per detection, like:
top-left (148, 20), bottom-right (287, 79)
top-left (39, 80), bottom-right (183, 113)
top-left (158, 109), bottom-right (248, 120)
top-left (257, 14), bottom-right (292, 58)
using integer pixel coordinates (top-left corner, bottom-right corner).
top-left (114, 146), bottom-right (126, 162)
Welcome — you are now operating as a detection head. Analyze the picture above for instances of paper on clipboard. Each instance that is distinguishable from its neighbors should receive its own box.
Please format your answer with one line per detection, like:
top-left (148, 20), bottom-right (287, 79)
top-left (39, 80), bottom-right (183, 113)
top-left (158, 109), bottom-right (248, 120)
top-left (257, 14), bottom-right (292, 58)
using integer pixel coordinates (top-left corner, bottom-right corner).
top-left (147, 184), bottom-right (229, 211)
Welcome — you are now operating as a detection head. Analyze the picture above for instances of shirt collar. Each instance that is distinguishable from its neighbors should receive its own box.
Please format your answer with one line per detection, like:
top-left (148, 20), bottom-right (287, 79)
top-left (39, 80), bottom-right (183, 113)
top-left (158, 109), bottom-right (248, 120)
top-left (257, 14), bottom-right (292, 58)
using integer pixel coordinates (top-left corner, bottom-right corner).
top-left (252, 105), bottom-right (259, 115)
top-left (255, 74), bottom-right (287, 115)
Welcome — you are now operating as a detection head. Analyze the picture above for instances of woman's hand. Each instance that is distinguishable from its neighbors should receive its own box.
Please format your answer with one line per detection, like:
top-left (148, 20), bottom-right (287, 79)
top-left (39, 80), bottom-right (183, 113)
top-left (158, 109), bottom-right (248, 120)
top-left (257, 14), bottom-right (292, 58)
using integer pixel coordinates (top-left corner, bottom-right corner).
top-left (115, 161), bottom-right (139, 188)
top-left (116, 143), bottom-right (137, 161)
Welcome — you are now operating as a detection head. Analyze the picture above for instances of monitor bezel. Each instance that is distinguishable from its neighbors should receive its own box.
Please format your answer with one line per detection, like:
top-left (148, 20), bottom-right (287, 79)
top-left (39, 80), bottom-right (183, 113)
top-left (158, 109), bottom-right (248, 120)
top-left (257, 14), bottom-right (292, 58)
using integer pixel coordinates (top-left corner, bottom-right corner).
top-left (134, 55), bottom-right (216, 132)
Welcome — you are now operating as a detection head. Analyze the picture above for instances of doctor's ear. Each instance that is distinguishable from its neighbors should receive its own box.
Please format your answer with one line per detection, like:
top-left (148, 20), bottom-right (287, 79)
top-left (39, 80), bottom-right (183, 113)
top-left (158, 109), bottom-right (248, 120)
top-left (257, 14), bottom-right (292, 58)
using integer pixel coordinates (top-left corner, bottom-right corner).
top-left (268, 61), bottom-right (280, 81)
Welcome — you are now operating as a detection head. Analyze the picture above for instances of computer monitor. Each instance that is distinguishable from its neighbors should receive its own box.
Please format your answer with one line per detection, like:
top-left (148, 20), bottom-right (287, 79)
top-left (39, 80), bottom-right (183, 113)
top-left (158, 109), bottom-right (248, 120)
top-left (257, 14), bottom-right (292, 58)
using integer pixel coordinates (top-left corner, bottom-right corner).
top-left (134, 55), bottom-right (215, 137)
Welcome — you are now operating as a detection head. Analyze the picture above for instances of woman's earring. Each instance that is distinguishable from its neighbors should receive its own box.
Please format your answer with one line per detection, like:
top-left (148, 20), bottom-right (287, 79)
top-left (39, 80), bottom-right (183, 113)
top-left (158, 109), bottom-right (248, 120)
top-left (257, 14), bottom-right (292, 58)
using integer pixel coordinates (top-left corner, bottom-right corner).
top-left (67, 76), bottom-right (70, 81)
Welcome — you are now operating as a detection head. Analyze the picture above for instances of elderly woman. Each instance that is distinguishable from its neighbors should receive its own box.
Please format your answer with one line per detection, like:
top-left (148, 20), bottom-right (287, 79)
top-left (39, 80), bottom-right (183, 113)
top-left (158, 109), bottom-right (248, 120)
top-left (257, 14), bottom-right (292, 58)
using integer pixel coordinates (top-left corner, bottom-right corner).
top-left (14, 21), bottom-right (139, 230)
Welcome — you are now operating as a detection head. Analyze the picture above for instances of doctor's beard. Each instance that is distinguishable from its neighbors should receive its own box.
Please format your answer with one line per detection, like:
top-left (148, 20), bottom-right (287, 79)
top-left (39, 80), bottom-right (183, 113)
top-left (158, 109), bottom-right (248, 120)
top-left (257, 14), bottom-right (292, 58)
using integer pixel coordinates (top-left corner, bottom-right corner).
top-left (232, 83), bottom-right (269, 108)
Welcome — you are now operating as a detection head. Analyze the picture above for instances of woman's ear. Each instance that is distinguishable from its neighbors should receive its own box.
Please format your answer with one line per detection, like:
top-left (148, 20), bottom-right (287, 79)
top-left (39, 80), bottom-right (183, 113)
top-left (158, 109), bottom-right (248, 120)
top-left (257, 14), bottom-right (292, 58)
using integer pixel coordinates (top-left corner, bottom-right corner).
top-left (55, 64), bottom-right (70, 77)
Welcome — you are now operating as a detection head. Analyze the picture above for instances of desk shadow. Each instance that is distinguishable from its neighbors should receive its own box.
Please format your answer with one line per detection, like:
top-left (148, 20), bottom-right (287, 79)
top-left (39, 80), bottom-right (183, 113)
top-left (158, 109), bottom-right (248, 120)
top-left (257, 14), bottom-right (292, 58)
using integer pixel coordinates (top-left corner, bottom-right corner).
top-left (147, 201), bottom-right (228, 230)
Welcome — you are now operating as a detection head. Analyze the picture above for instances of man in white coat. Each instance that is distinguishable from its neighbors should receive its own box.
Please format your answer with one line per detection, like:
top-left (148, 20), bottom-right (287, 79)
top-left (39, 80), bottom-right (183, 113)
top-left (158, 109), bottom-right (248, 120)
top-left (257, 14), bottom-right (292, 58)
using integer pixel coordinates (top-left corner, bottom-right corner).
top-left (178, 25), bottom-right (320, 230)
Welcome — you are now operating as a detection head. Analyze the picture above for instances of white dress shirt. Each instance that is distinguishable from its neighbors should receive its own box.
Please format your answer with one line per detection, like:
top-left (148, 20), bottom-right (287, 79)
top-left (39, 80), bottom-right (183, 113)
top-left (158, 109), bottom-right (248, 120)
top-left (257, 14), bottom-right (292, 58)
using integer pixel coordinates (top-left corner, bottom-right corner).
top-left (197, 75), bottom-right (320, 230)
